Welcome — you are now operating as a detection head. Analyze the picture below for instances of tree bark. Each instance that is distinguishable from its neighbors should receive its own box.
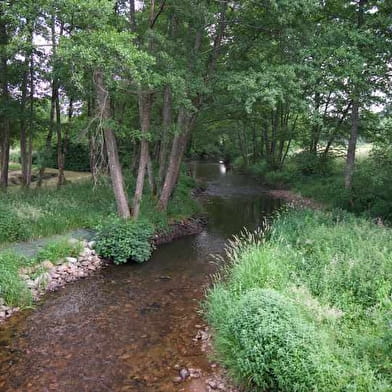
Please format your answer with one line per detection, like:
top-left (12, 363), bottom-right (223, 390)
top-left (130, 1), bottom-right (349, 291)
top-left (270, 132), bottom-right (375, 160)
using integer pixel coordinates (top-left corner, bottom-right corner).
top-left (132, 91), bottom-right (152, 219)
top-left (344, 0), bottom-right (365, 191)
top-left (95, 70), bottom-right (130, 219)
top-left (158, 85), bottom-right (172, 187)
top-left (38, 15), bottom-right (62, 187)
top-left (157, 109), bottom-right (192, 211)
top-left (344, 100), bottom-right (359, 190)
top-left (0, 16), bottom-right (9, 189)
top-left (20, 67), bottom-right (29, 187)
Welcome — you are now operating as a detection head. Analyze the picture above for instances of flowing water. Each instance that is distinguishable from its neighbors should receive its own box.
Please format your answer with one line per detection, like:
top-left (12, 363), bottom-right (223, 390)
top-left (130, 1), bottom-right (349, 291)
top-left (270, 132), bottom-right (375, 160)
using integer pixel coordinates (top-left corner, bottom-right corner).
top-left (0, 163), bottom-right (281, 392)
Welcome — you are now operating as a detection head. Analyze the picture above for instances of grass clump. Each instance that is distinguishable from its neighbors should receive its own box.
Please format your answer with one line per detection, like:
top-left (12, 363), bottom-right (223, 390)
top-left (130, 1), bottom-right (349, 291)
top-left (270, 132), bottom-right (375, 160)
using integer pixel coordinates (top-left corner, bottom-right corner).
top-left (0, 239), bottom-right (84, 307)
top-left (205, 208), bottom-right (392, 391)
top-left (0, 252), bottom-right (32, 307)
top-left (34, 238), bottom-right (83, 264)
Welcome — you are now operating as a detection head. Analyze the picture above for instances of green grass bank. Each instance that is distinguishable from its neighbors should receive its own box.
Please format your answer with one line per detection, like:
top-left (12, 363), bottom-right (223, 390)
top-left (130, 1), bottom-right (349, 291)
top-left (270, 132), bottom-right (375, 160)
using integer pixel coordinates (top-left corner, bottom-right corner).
top-left (0, 173), bottom-right (201, 308)
top-left (205, 207), bottom-right (392, 391)
top-left (240, 144), bottom-right (392, 222)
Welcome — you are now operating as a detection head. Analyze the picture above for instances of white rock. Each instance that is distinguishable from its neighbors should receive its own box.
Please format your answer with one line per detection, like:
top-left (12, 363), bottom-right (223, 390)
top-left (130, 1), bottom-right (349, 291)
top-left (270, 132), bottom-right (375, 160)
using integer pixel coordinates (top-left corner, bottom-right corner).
top-left (87, 241), bottom-right (96, 249)
top-left (65, 257), bottom-right (78, 264)
top-left (34, 272), bottom-right (51, 289)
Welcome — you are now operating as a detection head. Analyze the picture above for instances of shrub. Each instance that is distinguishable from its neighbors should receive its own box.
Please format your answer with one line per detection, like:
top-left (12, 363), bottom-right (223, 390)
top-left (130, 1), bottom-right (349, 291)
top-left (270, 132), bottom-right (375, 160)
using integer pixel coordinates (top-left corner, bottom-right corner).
top-left (232, 156), bottom-right (247, 170)
top-left (248, 160), bottom-right (268, 177)
top-left (206, 209), bottom-right (392, 391)
top-left (210, 288), bottom-right (378, 392)
top-left (264, 167), bottom-right (294, 185)
top-left (0, 207), bottom-right (31, 244)
top-left (44, 142), bottom-right (91, 171)
top-left (292, 151), bottom-right (334, 176)
top-left (95, 220), bottom-right (154, 264)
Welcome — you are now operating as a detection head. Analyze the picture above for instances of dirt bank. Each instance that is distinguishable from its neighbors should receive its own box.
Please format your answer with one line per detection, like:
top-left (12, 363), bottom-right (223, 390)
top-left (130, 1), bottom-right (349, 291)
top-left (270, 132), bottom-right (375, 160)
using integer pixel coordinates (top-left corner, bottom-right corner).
top-left (268, 189), bottom-right (324, 210)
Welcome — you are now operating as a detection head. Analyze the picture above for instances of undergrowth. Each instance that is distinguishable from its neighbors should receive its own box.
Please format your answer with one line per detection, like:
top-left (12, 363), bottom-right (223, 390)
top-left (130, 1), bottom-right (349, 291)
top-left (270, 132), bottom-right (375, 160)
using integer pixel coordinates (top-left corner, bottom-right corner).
top-left (205, 207), bottom-right (392, 391)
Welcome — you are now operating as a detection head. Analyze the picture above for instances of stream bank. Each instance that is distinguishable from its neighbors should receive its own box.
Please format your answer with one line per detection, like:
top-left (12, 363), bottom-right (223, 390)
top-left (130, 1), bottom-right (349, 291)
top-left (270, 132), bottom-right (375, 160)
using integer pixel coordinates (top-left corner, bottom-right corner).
top-left (0, 217), bottom-right (207, 325)
top-left (0, 162), bottom-right (282, 392)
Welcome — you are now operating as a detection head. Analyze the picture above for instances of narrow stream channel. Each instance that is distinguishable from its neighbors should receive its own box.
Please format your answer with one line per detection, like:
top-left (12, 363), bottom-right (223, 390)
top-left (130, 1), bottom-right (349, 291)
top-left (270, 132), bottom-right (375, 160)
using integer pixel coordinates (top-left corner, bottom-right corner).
top-left (0, 163), bottom-right (282, 392)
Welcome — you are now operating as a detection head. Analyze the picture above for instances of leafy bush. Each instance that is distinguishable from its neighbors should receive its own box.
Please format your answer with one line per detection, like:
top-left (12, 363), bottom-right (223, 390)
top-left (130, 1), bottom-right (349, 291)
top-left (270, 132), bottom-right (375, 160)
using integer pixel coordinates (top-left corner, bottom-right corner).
top-left (0, 207), bottom-right (31, 244)
top-left (349, 146), bottom-right (392, 221)
top-left (44, 142), bottom-right (91, 171)
top-left (264, 167), bottom-right (294, 185)
top-left (292, 151), bottom-right (334, 176)
top-left (248, 160), bottom-right (268, 177)
top-left (95, 220), bottom-right (154, 264)
top-left (232, 156), bottom-right (247, 170)
top-left (213, 288), bottom-right (377, 392)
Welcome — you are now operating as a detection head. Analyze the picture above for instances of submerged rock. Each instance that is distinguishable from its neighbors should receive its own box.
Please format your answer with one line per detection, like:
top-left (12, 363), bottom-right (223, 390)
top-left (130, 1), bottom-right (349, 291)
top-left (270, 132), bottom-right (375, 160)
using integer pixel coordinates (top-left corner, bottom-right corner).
top-left (180, 368), bottom-right (190, 380)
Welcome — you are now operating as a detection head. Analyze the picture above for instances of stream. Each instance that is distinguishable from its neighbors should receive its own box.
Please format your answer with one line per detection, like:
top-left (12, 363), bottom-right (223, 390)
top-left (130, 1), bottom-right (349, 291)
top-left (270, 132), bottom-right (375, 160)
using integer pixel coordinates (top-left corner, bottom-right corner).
top-left (0, 162), bottom-right (282, 392)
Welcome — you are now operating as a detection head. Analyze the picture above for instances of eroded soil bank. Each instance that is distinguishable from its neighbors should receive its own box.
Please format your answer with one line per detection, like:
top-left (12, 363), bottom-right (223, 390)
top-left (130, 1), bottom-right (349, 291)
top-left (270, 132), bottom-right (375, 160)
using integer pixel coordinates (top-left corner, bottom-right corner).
top-left (0, 163), bottom-right (282, 392)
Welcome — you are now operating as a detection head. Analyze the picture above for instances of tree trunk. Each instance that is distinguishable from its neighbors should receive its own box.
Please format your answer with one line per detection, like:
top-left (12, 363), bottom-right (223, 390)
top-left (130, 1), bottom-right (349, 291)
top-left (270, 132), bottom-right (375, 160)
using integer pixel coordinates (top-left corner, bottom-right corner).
top-left (147, 150), bottom-right (157, 195)
top-left (0, 12), bottom-right (9, 189)
top-left (95, 70), bottom-right (130, 219)
top-left (158, 85), bottom-right (172, 187)
top-left (20, 67), bottom-right (29, 187)
top-left (344, 100), bottom-right (359, 190)
top-left (38, 15), bottom-right (61, 187)
top-left (0, 122), bottom-right (10, 189)
top-left (157, 109), bottom-right (191, 211)
top-left (56, 90), bottom-right (65, 187)
top-left (132, 91), bottom-right (152, 219)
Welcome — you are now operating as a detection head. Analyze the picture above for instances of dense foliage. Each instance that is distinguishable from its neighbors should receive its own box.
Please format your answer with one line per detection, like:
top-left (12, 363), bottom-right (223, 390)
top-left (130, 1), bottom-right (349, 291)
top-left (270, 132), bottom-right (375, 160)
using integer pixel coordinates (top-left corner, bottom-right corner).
top-left (206, 208), bottom-right (392, 391)
top-left (95, 220), bottom-right (154, 264)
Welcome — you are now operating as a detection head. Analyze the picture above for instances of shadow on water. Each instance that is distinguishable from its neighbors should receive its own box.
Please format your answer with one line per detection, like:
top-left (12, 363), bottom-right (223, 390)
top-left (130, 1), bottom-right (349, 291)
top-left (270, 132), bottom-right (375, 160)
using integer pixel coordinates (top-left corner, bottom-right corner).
top-left (0, 163), bottom-right (282, 392)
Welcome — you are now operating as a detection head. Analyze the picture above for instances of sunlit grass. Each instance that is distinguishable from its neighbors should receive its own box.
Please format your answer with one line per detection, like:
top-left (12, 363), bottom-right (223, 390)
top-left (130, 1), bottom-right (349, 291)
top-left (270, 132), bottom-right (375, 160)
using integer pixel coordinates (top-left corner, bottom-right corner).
top-left (206, 208), bottom-right (392, 391)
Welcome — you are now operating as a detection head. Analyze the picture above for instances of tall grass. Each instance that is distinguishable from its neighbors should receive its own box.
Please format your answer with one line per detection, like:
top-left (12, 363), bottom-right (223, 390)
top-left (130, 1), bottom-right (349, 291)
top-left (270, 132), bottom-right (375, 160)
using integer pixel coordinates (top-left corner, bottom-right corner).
top-left (0, 173), bottom-right (200, 307)
top-left (205, 207), bottom-right (392, 391)
top-left (0, 174), bottom-right (200, 247)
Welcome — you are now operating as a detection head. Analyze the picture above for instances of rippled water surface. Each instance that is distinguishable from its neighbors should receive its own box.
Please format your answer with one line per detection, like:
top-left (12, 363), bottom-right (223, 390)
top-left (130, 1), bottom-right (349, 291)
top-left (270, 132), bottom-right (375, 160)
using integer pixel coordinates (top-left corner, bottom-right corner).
top-left (0, 163), bottom-right (281, 392)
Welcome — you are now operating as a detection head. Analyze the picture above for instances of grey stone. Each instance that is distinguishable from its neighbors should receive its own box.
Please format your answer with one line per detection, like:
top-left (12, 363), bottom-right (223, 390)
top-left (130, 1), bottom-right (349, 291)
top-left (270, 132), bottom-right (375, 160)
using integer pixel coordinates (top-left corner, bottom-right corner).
top-left (179, 368), bottom-right (190, 380)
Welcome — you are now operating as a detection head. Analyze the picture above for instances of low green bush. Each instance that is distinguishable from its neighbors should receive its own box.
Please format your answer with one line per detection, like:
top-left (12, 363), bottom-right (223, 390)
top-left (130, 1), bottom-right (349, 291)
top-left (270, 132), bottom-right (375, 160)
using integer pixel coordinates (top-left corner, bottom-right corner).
top-left (292, 151), bottom-right (334, 176)
top-left (213, 288), bottom-right (377, 392)
top-left (248, 160), bottom-right (268, 177)
top-left (44, 142), bottom-right (91, 172)
top-left (0, 207), bottom-right (31, 244)
top-left (206, 208), bottom-right (392, 391)
top-left (264, 167), bottom-right (294, 185)
top-left (95, 220), bottom-right (155, 264)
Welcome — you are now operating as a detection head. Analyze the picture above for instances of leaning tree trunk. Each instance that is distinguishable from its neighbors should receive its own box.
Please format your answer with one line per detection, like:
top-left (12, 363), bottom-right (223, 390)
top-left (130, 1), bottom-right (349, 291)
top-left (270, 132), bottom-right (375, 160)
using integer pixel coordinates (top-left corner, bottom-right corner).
top-left (132, 91), bottom-right (152, 219)
top-left (158, 85), bottom-right (172, 187)
top-left (95, 70), bottom-right (130, 219)
top-left (157, 109), bottom-right (191, 211)
top-left (344, 100), bottom-right (359, 190)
